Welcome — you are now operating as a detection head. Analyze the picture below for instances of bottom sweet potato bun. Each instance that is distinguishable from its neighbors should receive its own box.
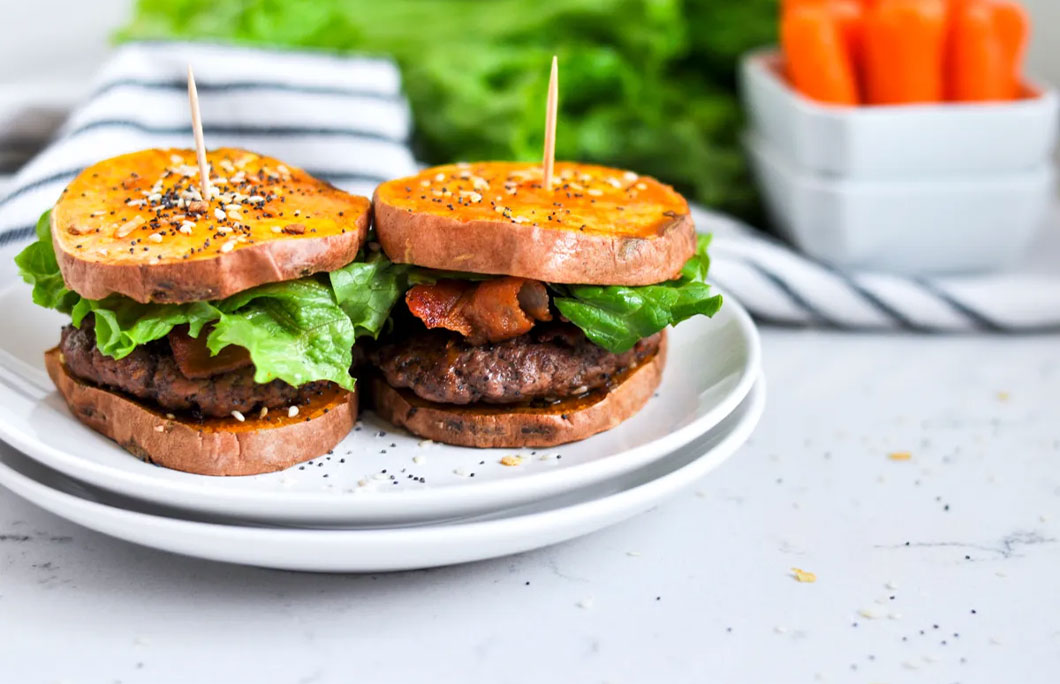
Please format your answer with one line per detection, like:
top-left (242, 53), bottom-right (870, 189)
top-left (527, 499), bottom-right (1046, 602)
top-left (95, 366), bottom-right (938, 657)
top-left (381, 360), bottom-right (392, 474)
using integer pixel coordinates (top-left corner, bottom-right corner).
top-left (371, 332), bottom-right (667, 448)
top-left (45, 348), bottom-right (357, 476)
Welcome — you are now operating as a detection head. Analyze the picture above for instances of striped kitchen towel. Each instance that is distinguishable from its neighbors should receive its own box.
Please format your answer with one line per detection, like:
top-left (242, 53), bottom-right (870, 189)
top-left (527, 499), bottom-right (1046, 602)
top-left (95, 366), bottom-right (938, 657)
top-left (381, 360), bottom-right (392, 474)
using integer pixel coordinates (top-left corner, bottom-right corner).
top-left (1, 41), bottom-right (1058, 332)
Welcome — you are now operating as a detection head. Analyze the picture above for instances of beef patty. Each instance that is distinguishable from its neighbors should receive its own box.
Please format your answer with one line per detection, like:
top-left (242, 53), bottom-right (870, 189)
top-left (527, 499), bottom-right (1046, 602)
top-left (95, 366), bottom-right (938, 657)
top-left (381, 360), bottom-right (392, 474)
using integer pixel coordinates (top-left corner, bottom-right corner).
top-left (59, 324), bottom-right (329, 419)
top-left (371, 323), bottom-right (662, 405)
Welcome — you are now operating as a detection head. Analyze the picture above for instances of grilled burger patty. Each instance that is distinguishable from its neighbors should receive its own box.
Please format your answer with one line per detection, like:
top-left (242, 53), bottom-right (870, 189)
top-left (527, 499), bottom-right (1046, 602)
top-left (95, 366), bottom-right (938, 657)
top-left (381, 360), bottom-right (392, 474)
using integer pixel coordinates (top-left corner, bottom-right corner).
top-left (59, 324), bottom-right (329, 419)
top-left (371, 324), bottom-right (662, 405)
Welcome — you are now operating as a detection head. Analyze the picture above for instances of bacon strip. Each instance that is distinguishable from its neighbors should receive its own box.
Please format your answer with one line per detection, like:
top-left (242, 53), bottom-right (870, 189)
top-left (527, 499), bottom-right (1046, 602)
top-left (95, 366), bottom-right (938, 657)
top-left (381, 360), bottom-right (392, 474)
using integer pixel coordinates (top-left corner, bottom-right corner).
top-left (405, 277), bottom-right (552, 344)
top-left (168, 325), bottom-right (252, 379)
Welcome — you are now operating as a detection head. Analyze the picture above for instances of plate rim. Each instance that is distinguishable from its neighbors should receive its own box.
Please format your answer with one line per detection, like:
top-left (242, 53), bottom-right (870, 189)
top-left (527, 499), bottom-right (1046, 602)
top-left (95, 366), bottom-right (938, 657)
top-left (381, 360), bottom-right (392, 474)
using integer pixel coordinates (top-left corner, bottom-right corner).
top-left (0, 379), bottom-right (766, 572)
top-left (0, 284), bottom-right (761, 522)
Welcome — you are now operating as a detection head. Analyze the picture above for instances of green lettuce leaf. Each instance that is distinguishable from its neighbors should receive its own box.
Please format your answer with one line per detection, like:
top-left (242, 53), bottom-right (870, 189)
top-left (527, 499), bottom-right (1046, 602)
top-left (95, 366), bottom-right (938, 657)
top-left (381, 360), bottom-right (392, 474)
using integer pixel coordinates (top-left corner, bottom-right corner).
top-left (12, 211), bottom-right (413, 392)
top-left (13, 211), bottom-right (79, 314)
top-left (206, 280), bottom-right (356, 390)
top-left (328, 252), bottom-right (412, 339)
top-left (551, 235), bottom-right (722, 353)
top-left (70, 296), bottom-right (209, 360)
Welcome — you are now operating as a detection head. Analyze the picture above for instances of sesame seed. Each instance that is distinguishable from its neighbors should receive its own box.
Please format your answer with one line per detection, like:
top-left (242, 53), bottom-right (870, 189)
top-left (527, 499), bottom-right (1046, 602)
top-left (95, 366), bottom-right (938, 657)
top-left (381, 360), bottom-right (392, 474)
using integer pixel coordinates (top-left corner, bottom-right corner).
top-left (148, 232), bottom-right (163, 243)
top-left (231, 410), bottom-right (245, 422)
top-left (288, 406), bottom-right (299, 418)
top-left (213, 208), bottom-right (226, 222)
top-left (220, 240), bottom-right (236, 253)
top-left (259, 406), bottom-right (268, 419)
top-left (126, 199), bottom-right (146, 207)
top-left (179, 220), bottom-right (195, 234)
top-left (154, 425), bottom-right (165, 432)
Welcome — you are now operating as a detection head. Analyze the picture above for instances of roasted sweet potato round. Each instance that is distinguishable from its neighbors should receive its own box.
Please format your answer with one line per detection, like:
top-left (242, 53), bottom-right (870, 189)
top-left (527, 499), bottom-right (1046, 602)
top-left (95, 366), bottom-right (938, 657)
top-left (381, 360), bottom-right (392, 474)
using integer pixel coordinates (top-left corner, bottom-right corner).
top-left (45, 348), bottom-right (357, 476)
top-left (51, 147), bottom-right (370, 303)
top-left (373, 162), bottom-right (694, 286)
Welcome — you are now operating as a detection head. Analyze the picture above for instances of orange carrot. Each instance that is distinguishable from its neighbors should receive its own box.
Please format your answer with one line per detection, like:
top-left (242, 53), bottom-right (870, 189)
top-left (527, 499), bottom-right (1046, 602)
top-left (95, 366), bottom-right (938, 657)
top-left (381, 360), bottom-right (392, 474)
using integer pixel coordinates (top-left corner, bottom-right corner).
top-left (782, 0), bottom-right (867, 64)
top-left (863, 0), bottom-right (947, 104)
top-left (781, 4), bottom-right (859, 105)
top-left (946, 0), bottom-right (1007, 101)
top-left (992, 0), bottom-right (1030, 98)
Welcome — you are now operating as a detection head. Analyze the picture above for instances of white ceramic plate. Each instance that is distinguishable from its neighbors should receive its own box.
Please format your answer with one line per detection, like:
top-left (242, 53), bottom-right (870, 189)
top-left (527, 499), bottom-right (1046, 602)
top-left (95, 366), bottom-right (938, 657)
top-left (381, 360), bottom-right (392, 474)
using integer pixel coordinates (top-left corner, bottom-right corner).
top-left (0, 379), bottom-right (764, 572)
top-left (0, 245), bottom-right (760, 525)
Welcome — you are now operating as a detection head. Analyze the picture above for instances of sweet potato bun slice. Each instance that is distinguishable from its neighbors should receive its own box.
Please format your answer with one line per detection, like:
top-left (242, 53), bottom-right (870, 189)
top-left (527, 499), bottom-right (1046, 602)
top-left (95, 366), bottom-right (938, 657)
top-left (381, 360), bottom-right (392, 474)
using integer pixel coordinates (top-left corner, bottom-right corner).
top-left (373, 332), bottom-right (666, 448)
top-left (373, 162), bottom-right (694, 286)
top-left (45, 348), bottom-right (356, 476)
top-left (51, 148), bottom-right (370, 303)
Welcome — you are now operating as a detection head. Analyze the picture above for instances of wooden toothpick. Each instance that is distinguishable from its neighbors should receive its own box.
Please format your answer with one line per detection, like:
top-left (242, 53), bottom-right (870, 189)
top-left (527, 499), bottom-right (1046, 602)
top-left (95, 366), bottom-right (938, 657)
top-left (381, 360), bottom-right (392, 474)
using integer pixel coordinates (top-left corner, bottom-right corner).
top-left (542, 55), bottom-right (558, 191)
top-left (186, 65), bottom-right (211, 201)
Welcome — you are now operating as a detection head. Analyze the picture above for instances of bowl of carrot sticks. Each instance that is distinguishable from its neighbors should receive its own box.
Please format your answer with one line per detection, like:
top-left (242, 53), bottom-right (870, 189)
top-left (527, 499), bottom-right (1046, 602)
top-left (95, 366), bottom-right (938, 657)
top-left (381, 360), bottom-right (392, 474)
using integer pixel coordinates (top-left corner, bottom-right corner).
top-left (739, 0), bottom-right (1057, 273)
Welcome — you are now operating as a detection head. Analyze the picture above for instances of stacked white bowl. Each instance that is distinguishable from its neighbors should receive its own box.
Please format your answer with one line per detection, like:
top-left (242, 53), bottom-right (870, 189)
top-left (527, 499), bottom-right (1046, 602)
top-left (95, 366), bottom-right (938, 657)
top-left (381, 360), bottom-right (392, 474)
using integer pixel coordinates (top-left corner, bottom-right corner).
top-left (739, 48), bottom-right (1059, 274)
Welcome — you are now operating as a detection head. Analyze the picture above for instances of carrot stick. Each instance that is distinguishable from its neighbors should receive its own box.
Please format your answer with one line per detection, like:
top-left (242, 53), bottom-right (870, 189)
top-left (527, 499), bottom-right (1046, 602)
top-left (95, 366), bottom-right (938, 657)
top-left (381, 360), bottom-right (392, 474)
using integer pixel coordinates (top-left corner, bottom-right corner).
top-left (946, 0), bottom-right (1007, 102)
top-left (863, 0), bottom-right (947, 104)
top-left (781, 4), bottom-right (859, 105)
top-left (992, 0), bottom-right (1030, 99)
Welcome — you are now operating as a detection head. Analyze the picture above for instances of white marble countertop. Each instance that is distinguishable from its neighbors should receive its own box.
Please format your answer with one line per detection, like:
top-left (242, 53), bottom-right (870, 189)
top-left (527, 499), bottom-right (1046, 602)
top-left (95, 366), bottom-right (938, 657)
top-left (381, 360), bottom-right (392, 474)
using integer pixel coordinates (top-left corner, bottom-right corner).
top-left (1, 328), bottom-right (1057, 683)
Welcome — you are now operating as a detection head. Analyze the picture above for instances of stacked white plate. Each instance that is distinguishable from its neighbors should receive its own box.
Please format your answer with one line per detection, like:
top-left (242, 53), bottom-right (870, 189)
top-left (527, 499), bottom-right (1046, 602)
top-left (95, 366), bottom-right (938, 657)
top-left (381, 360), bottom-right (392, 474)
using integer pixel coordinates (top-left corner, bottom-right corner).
top-left (0, 243), bottom-right (763, 572)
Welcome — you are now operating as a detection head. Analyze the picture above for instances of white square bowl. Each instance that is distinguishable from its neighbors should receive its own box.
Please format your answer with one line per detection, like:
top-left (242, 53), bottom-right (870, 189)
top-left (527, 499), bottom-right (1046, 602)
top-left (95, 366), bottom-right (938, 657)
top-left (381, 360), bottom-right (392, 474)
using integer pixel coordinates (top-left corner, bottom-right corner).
top-left (746, 132), bottom-right (1054, 274)
top-left (740, 48), bottom-right (1059, 179)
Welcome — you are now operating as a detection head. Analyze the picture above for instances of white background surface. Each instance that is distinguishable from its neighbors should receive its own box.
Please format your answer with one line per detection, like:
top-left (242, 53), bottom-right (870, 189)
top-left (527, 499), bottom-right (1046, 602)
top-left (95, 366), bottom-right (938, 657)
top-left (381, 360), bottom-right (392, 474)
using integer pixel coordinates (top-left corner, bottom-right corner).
top-left (1, 2), bottom-right (1059, 682)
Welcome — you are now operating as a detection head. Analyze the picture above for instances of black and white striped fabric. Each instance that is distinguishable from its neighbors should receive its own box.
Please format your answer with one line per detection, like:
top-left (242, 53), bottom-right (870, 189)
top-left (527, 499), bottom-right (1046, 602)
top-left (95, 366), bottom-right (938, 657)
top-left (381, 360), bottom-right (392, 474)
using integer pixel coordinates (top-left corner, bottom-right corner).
top-left (2, 41), bottom-right (1058, 332)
